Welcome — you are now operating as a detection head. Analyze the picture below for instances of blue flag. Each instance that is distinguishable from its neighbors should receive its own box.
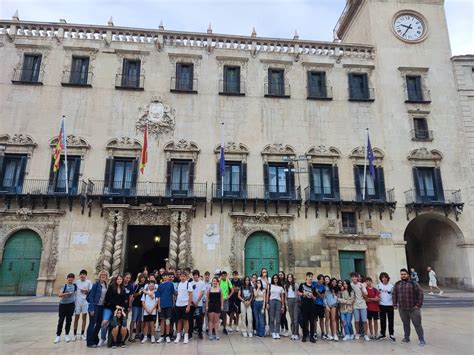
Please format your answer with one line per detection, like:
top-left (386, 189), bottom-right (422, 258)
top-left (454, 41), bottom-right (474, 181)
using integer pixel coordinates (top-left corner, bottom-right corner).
top-left (219, 122), bottom-right (225, 180)
top-left (367, 133), bottom-right (376, 180)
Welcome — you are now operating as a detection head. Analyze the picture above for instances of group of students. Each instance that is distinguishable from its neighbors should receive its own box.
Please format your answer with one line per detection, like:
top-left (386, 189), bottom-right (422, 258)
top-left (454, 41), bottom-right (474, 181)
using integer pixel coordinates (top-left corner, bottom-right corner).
top-left (54, 265), bottom-right (428, 348)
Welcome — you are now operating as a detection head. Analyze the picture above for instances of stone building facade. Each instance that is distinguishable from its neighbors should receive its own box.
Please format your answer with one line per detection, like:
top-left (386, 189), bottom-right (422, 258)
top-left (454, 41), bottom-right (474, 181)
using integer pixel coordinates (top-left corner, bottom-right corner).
top-left (0, 0), bottom-right (473, 295)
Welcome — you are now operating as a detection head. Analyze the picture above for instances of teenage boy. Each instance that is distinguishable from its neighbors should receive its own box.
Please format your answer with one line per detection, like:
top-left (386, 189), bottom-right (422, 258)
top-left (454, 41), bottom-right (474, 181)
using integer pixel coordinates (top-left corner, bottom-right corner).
top-left (228, 271), bottom-right (242, 332)
top-left (312, 274), bottom-right (326, 340)
top-left (157, 272), bottom-right (175, 343)
top-left (365, 277), bottom-right (380, 339)
top-left (298, 272), bottom-right (317, 343)
top-left (350, 272), bottom-right (369, 341)
top-left (54, 273), bottom-right (77, 344)
top-left (141, 280), bottom-right (158, 343)
top-left (73, 269), bottom-right (92, 341)
top-left (203, 271), bottom-right (212, 333)
top-left (219, 271), bottom-right (234, 335)
top-left (174, 271), bottom-right (193, 344)
top-left (190, 270), bottom-right (206, 339)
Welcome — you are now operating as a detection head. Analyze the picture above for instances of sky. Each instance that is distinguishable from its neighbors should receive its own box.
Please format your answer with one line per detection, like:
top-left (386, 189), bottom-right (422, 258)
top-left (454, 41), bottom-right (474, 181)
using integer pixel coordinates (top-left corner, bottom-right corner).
top-left (0, 0), bottom-right (472, 55)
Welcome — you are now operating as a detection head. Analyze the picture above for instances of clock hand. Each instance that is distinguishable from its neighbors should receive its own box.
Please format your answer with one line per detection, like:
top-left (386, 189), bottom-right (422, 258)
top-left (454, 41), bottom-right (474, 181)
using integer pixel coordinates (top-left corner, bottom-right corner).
top-left (402, 24), bottom-right (413, 36)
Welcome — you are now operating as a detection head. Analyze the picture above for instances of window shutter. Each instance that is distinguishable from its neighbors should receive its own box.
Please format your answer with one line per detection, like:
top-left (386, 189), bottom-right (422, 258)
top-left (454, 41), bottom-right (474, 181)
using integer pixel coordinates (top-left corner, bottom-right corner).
top-left (307, 71), bottom-right (312, 97)
top-left (241, 162), bottom-right (247, 197)
top-left (376, 167), bottom-right (386, 201)
top-left (165, 161), bottom-right (173, 196)
top-left (235, 66), bottom-right (241, 92)
top-left (362, 73), bottom-right (369, 97)
top-left (412, 167), bottom-right (421, 203)
top-left (332, 165), bottom-right (340, 200)
top-left (71, 157), bottom-right (81, 195)
top-left (320, 72), bottom-right (327, 97)
top-left (103, 158), bottom-right (113, 194)
top-left (288, 163), bottom-right (295, 198)
top-left (353, 165), bottom-right (361, 201)
top-left (130, 159), bottom-right (138, 196)
top-left (188, 161), bottom-right (195, 195)
top-left (0, 155), bottom-right (5, 185)
top-left (216, 161), bottom-right (222, 197)
top-left (308, 164), bottom-right (314, 199)
top-left (434, 167), bottom-right (445, 202)
top-left (47, 156), bottom-right (56, 194)
top-left (348, 73), bottom-right (354, 97)
top-left (17, 156), bottom-right (28, 194)
top-left (263, 163), bottom-right (269, 197)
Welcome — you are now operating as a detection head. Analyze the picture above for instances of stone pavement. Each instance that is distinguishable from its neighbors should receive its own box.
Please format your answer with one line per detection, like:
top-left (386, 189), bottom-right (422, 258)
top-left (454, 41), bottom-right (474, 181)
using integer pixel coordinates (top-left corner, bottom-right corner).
top-left (1, 307), bottom-right (473, 354)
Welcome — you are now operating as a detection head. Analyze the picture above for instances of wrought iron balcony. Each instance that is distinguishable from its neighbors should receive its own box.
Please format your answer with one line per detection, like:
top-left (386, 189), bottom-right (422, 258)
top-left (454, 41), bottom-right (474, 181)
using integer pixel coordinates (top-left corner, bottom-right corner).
top-left (307, 85), bottom-right (333, 100)
top-left (348, 87), bottom-right (375, 101)
top-left (61, 70), bottom-right (93, 87)
top-left (0, 179), bottom-right (81, 196)
top-left (405, 89), bottom-right (431, 104)
top-left (115, 74), bottom-right (145, 90)
top-left (212, 183), bottom-right (301, 201)
top-left (218, 79), bottom-right (246, 96)
top-left (305, 186), bottom-right (395, 204)
top-left (264, 83), bottom-right (291, 98)
top-left (170, 77), bottom-right (198, 93)
top-left (404, 188), bottom-right (463, 220)
top-left (11, 68), bottom-right (44, 85)
top-left (411, 129), bottom-right (434, 141)
top-left (339, 222), bottom-right (365, 235)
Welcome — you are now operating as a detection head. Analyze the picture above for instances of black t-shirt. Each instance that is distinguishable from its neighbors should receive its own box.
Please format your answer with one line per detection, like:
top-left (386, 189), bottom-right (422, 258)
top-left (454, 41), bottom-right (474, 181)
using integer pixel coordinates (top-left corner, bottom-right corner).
top-left (298, 282), bottom-right (317, 307)
top-left (231, 278), bottom-right (242, 288)
top-left (132, 283), bottom-right (146, 307)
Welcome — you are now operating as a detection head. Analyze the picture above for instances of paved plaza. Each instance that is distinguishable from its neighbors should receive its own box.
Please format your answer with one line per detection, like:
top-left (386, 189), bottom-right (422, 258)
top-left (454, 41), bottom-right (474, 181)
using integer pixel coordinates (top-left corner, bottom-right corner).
top-left (0, 304), bottom-right (473, 355)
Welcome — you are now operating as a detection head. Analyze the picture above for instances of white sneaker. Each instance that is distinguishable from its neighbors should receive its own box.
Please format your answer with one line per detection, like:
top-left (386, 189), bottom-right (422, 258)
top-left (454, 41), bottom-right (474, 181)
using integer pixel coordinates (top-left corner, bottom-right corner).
top-left (183, 334), bottom-right (189, 344)
top-left (65, 335), bottom-right (71, 342)
top-left (327, 334), bottom-right (334, 340)
top-left (228, 327), bottom-right (233, 333)
top-left (364, 335), bottom-right (371, 341)
top-left (166, 336), bottom-right (171, 343)
top-left (276, 333), bottom-right (281, 339)
top-left (236, 326), bottom-right (240, 332)
top-left (54, 336), bottom-right (61, 344)
top-left (242, 331), bottom-right (248, 337)
top-left (294, 335), bottom-right (299, 340)
top-left (151, 336), bottom-right (156, 343)
top-left (334, 334), bottom-right (339, 342)
top-left (157, 337), bottom-right (164, 343)
top-left (343, 335), bottom-right (350, 341)
top-left (248, 332), bottom-right (253, 338)
top-left (440, 291), bottom-right (444, 295)
top-left (350, 334), bottom-right (355, 340)
top-left (81, 334), bottom-right (87, 341)
top-left (174, 334), bottom-right (181, 343)
top-left (272, 333), bottom-right (276, 339)
top-left (428, 292), bottom-right (434, 295)
top-left (141, 337), bottom-right (148, 344)
top-left (282, 330), bottom-right (289, 337)
top-left (355, 334), bottom-right (360, 340)
top-left (71, 335), bottom-right (76, 342)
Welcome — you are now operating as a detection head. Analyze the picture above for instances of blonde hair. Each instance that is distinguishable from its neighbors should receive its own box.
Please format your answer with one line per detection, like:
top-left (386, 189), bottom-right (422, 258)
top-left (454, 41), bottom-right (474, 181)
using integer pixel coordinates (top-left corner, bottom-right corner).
top-left (98, 270), bottom-right (109, 279)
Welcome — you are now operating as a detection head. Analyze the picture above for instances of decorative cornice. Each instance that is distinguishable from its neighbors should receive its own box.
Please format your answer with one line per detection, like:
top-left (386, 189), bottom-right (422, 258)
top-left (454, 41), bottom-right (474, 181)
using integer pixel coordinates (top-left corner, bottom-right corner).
top-left (0, 133), bottom-right (37, 147)
top-left (214, 142), bottom-right (249, 155)
top-left (306, 145), bottom-right (341, 158)
top-left (216, 55), bottom-right (249, 62)
top-left (106, 137), bottom-right (142, 151)
top-left (49, 134), bottom-right (90, 149)
top-left (261, 143), bottom-right (295, 156)
top-left (408, 148), bottom-right (443, 161)
top-left (164, 139), bottom-right (200, 153)
top-left (350, 146), bottom-right (384, 160)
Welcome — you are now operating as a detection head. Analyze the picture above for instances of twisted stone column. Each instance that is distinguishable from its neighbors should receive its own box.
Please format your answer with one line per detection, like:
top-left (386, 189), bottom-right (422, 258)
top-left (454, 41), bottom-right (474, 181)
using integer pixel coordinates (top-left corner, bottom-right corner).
top-left (168, 212), bottom-right (179, 268)
top-left (178, 211), bottom-right (188, 268)
top-left (111, 211), bottom-right (125, 276)
top-left (97, 210), bottom-right (117, 275)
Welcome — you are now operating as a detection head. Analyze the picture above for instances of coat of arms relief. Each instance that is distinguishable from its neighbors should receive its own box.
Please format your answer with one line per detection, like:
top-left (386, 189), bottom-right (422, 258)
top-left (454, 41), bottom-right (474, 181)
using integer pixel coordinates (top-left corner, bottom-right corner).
top-left (136, 96), bottom-right (176, 136)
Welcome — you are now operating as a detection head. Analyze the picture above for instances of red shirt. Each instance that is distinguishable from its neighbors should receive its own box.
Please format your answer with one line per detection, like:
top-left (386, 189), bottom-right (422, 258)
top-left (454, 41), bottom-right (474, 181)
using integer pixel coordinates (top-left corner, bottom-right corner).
top-left (366, 287), bottom-right (380, 312)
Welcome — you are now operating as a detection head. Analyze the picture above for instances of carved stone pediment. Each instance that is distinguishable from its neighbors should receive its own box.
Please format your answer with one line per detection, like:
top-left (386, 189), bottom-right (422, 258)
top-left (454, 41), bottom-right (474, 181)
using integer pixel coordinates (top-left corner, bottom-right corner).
top-left (136, 96), bottom-right (176, 137)
top-left (106, 137), bottom-right (142, 157)
top-left (0, 133), bottom-right (37, 147)
top-left (214, 142), bottom-right (249, 156)
top-left (49, 134), bottom-right (90, 149)
top-left (261, 144), bottom-right (295, 156)
top-left (408, 148), bottom-right (443, 162)
top-left (350, 146), bottom-right (384, 160)
top-left (306, 145), bottom-right (341, 158)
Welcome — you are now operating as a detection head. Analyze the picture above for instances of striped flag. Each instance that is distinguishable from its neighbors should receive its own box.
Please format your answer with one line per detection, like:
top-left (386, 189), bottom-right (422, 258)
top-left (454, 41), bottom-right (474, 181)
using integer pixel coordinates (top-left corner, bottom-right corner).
top-left (53, 118), bottom-right (66, 172)
top-left (139, 124), bottom-right (148, 174)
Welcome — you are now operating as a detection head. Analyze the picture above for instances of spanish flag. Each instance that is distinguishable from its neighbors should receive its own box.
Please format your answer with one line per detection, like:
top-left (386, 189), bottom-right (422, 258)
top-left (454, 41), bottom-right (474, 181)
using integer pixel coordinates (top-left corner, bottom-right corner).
top-left (53, 118), bottom-right (66, 172)
top-left (139, 124), bottom-right (148, 174)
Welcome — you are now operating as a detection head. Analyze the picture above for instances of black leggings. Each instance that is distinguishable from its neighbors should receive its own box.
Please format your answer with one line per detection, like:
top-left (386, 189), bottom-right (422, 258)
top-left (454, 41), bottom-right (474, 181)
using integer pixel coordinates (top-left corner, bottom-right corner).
top-left (379, 305), bottom-right (394, 336)
top-left (56, 303), bottom-right (75, 336)
top-left (280, 308), bottom-right (289, 331)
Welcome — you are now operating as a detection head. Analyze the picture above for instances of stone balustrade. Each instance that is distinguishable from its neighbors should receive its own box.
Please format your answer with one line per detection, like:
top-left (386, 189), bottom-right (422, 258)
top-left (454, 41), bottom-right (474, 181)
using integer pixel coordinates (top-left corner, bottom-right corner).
top-left (0, 20), bottom-right (374, 59)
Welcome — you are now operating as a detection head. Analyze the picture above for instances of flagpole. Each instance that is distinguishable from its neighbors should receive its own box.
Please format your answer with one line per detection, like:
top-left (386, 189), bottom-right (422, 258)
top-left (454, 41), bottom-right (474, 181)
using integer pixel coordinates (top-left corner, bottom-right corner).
top-left (220, 120), bottom-right (224, 197)
top-left (62, 115), bottom-right (69, 194)
top-left (362, 128), bottom-right (368, 201)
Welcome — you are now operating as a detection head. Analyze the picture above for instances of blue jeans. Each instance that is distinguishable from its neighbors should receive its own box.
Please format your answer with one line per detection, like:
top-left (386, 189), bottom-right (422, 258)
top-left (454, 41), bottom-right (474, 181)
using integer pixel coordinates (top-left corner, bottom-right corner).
top-left (101, 308), bottom-right (113, 340)
top-left (268, 299), bottom-right (281, 334)
top-left (341, 312), bottom-right (354, 336)
top-left (86, 305), bottom-right (104, 347)
top-left (252, 301), bottom-right (265, 337)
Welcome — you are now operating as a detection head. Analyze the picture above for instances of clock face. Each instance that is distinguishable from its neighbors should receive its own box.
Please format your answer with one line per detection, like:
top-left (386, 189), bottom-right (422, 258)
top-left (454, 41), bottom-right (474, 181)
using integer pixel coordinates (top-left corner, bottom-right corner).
top-left (394, 14), bottom-right (425, 41)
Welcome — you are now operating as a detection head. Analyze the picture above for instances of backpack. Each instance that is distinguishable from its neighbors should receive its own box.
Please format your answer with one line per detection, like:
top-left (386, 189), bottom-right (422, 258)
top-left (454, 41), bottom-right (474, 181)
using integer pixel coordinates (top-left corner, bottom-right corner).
top-left (63, 283), bottom-right (77, 293)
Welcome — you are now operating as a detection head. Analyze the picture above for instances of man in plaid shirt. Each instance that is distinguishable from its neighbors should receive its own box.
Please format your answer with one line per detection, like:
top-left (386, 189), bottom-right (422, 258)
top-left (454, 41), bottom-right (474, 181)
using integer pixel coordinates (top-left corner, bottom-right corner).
top-left (393, 268), bottom-right (425, 347)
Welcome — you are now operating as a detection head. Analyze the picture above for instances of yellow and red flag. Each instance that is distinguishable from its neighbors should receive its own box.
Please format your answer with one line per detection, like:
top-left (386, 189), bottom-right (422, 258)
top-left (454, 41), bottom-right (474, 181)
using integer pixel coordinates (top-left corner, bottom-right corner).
top-left (139, 124), bottom-right (148, 174)
top-left (53, 118), bottom-right (66, 172)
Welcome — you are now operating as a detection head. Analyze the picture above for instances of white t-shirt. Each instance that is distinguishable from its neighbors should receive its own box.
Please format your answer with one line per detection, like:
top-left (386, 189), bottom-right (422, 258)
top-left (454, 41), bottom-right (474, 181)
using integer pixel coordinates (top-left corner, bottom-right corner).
top-left (190, 280), bottom-right (206, 307)
top-left (269, 285), bottom-right (284, 301)
top-left (74, 279), bottom-right (92, 301)
top-left (141, 292), bottom-right (158, 315)
top-left (429, 270), bottom-right (436, 282)
top-left (287, 286), bottom-right (296, 299)
top-left (176, 281), bottom-right (192, 307)
top-left (377, 282), bottom-right (394, 306)
top-left (351, 282), bottom-right (367, 309)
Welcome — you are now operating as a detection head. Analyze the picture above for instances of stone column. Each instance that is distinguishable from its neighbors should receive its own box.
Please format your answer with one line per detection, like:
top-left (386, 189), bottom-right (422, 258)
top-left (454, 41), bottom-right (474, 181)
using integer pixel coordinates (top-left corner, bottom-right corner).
top-left (168, 212), bottom-right (179, 268)
top-left (111, 211), bottom-right (125, 276)
top-left (178, 211), bottom-right (188, 268)
top-left (96, 210), bottom-right (118, 276)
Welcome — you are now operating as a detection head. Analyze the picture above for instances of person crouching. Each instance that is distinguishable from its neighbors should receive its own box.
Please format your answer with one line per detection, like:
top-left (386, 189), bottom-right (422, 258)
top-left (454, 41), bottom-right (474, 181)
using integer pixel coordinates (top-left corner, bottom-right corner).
top-left (108, 307), bottom-right (129, 348)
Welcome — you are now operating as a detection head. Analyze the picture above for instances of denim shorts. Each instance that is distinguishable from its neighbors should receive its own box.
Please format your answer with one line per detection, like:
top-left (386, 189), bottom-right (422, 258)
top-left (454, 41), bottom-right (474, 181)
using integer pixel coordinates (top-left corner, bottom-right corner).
top-left (102, 308), bottom-right (113, 322)
top-left (353, 308), bottom-right (368, 322)
top-left (132, 306), bottom-right (143, 321)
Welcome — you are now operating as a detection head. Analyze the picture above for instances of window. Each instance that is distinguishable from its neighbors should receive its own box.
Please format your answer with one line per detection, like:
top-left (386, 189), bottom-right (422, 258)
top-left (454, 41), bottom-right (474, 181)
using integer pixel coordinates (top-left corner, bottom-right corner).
top-left (406, 75), bottom-right (424, 101)
top-left (223, 66), bottom-right (241, 94)
top-left (413, 117), bottom-right (430, 140)
top-left (103, 158), bottom-right (137, 195)
top-left (21, 54), bottom-right (42, 82)
top-left (169, 160), bottom-right (193, 196)
top-left (121, 59), bottom-right (141, 88)
top-left (311, 164), bottom-right (339, 199)
top-left (48, 156), bottom-right (81, 194)
top-left (70, 57), bottom-right (90, 85)
top-left (224, 163), bottom-right (241, 196)
top-left (354, 165), bottom-right (385, 201)
top-left (176, 63), bottom-right (194, 91)
top-left (348, 73), bottom-right (370, 100)
top-left (265, 163), bottom-right (294, 198)
top-left (0, 155), bottom-right (27, 193)
top-left (413, 167), bottom-right (444, 202)
top-left (268, 69), bottom-right (285, 96)
top-left (307, 71), bottom-right (327, 98)
top-left (341, 212), bottom-right (357, 234)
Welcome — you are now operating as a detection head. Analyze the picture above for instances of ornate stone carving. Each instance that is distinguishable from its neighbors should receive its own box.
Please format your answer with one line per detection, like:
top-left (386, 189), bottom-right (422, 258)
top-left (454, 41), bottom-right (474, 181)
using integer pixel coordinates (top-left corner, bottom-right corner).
top-left (111, 211), bottom-right (125, 276)
top-left (136, 97), bottom-right (176, 137)
top-left (214, 142), bottom-right (249, 155)
top-left (306, 145), bottom-right (341, 158)
top-left (178, 211), bottom-right (188, 268)
top-left (255, 212), bottom-right (269, 223)
top-left (261, 144), bottom-right (295, 156)
top-left (97, 210), bottom-right (118, 275)
top-left (0, 133), bottom-right (37, 146)
top-left (129, 206), bottom-right (171, 225)
top-left (169, 212), bottom-right (180, 268)
top-left (49, 134), bottom-right (90, 149)
top-left (408, 148), bottom-right (443, 161)
top-left (168, 53), bottom-right (202, 80)
top-left (350, 146), bottom-right (384, 160)
top-left (164, 140), bottom-right (200, 161)
top-left (15, 208), bottom-right (33, 220)
top-left (106, 137), bottom-right (142, 158)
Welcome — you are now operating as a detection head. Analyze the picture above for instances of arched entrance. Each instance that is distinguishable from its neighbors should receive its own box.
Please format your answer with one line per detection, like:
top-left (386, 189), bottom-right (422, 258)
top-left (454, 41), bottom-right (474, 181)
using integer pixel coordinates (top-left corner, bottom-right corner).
top-left (404, 213), bottom-right (469, 289)
top-left (245, 232), bottom-right (279, 277)
top-left (0, 229), bottom-right (42, 296)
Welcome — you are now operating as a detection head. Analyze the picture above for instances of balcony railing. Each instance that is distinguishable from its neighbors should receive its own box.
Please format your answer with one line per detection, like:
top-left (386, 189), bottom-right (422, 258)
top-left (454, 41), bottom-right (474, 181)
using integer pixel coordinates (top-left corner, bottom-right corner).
top-left (405, 189), bottom-right (462, 205)
top-left (87, 180), bottom-right (207, 199)
top-left (307, 85), bottom-right (333, 100)
top-left (405, 89), bottom-right (431, 103)
top-left (0, 179), bottom-right (81, 196)
top-left (348, 87), bottom-right (375, 101)
top-left (339, 222), bottom-right (365, 235)
top-left (115, 74), bottom-right (145, 90)
top-left (212, 183), bottom-right (301, 200)
top-left (218, 80), bottom-right (246, 95)
top-left (170, 77), bottom-right (198, 93)
top-left (305, 186), bottom-right (395, 203)
top-left (264, 83), bottom-right (291, 98)
top-left (61, 70), bottom-right (93, 87)
top-left (411, 129), bottom-right (434, 141)
top-left (11, 68), bottom-right (44, 85)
